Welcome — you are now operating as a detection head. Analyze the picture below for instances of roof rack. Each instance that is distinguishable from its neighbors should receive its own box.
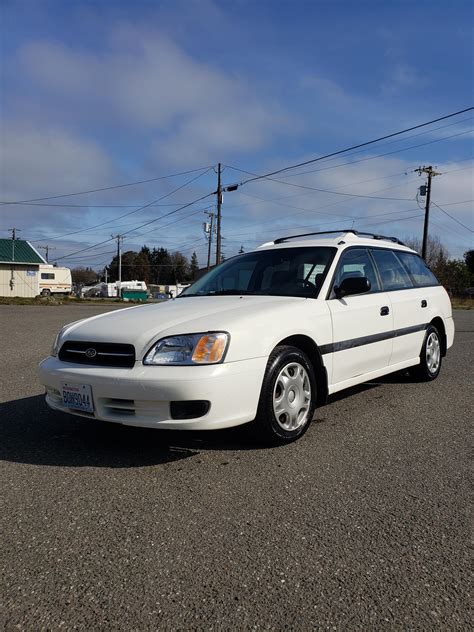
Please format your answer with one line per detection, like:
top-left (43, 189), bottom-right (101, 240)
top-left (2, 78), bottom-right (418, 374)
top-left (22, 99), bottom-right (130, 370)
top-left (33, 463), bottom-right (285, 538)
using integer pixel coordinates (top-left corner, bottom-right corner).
top-left (273, 229), bottom-right (405, 246)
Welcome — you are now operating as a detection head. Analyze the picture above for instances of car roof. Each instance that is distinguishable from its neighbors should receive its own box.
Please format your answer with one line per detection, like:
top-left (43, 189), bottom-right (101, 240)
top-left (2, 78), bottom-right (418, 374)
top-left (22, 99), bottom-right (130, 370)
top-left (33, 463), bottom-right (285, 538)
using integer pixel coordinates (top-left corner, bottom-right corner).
top-left (256, 230), bottom-right (417, 254)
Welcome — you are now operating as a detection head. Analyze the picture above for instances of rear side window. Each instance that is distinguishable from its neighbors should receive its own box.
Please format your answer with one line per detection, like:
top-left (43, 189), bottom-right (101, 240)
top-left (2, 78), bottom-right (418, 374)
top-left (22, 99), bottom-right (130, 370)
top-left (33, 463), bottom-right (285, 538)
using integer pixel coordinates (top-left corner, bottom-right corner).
top-left (371, 249), bottom-right (413, 291)
top-left (334, 248), bottom-right (380, 293)
top-left (397, 252), bottom-right (439, 287)
top-left (41, 273), bottom-right (55, 280)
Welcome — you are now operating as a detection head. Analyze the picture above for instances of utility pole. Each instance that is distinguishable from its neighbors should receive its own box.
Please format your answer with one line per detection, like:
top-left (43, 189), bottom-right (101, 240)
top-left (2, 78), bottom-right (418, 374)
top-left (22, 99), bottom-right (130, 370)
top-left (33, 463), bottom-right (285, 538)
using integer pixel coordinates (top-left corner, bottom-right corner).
top-left (38, 245), bottom-right (56, 263)
top-left (8, 228), bottom-right (21, 264)
top-left (204, 211), bottom-right (215, 271)
top-left (415, 165), bottom-right (441, 260)
top-left (111, 234), bottom-right (124, 291)
top-left (215, 163), bottom-right (222, 266)
top-left (8, 228), bottom-right (20, 240)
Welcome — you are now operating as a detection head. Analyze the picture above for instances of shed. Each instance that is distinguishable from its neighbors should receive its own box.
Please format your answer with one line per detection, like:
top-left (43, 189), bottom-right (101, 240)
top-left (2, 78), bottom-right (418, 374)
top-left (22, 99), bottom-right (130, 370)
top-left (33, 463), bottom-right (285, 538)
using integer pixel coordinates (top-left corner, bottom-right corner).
top-left (0, 239), bottom-right (46, 297)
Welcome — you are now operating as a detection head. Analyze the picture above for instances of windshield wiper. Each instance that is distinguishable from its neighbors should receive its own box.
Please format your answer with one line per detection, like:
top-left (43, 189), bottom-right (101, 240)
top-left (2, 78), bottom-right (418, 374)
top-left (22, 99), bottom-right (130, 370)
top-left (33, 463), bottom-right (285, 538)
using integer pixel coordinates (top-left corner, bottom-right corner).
top-left (202, 289), bottom-right (256, 296)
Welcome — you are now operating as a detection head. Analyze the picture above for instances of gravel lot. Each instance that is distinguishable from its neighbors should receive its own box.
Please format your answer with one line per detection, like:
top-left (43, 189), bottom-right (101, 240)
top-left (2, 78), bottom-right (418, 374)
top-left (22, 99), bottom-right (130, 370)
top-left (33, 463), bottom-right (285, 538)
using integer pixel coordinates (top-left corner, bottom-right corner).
top-left (0, 304), bottom-right (472, 630)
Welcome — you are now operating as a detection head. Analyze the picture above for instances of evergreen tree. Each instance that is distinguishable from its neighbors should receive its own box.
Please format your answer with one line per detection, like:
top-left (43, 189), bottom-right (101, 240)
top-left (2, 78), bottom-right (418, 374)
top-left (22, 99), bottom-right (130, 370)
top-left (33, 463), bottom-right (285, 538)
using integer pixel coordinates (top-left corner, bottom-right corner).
top-left (189, 251), bottom-right (199, 280)
top-left (134, 246), bottom-right (151, 282)
top-left (170, 251), bottom-right (189, 284)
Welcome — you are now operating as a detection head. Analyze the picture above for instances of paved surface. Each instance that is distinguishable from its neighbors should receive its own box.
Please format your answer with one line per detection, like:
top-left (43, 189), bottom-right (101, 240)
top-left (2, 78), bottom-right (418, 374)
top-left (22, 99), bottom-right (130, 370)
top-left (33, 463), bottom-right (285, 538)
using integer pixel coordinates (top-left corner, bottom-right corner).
top-left (0, 304), bottom-right (472, 630)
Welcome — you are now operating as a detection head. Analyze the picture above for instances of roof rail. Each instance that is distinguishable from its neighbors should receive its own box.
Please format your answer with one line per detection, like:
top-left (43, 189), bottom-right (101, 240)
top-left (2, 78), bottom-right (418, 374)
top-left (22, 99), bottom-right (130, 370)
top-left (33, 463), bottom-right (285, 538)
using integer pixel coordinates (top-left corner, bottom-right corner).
top-left (273, 229), bottom-right (405, 246)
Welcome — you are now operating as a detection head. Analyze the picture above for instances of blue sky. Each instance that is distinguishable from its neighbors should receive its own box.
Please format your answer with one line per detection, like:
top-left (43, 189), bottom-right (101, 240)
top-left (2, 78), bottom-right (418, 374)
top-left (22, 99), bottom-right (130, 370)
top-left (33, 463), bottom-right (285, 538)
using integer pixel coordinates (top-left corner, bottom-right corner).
top-left (1, 0), bottom-right (473, 267)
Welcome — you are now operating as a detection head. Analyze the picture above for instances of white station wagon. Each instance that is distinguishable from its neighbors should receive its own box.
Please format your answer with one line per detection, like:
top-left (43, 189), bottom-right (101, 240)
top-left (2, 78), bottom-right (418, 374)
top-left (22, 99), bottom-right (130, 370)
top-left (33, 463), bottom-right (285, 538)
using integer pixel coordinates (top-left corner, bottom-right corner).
top-left (39, 230), bottom-right (454, 444)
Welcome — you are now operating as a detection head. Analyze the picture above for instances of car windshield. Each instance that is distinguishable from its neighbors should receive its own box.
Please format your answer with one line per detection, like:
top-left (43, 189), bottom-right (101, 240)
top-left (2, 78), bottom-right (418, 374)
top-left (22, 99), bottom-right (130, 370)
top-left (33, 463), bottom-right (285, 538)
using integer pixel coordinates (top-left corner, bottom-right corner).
top-left (180, 247), bottom-right (336, 299)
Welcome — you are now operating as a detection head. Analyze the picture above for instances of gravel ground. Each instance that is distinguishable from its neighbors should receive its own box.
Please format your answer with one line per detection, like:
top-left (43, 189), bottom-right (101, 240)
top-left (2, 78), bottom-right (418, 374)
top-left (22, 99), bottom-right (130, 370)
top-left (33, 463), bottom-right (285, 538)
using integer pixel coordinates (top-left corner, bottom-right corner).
top-left (0, 305), bottom-right (472, 630)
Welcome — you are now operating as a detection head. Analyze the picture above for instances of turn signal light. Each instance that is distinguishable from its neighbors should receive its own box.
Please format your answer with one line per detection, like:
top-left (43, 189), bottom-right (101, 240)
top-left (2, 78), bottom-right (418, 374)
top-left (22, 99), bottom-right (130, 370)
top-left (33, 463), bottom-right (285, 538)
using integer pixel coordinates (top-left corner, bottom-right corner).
top-left (192, 333), bottom-right (228, 364)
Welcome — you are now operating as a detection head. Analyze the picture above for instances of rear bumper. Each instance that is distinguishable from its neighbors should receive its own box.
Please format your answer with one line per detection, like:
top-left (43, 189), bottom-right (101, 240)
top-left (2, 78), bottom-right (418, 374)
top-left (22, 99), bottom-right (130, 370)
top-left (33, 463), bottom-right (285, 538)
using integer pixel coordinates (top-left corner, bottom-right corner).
top-left (39, 356), bottom-right (267, 430)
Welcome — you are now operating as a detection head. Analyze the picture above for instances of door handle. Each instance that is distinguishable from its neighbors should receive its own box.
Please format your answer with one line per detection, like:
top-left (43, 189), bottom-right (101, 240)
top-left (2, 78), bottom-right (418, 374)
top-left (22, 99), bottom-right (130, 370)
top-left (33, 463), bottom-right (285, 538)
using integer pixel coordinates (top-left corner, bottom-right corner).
top-left (421, 299), bottom-right (427, 308)
top-left (380, 306), bottom-right (390, 316)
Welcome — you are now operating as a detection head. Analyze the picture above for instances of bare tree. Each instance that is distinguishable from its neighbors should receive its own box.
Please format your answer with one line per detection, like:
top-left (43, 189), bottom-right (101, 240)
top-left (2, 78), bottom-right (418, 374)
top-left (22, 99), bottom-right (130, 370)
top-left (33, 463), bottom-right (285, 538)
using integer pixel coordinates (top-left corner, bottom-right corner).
top-left (404, 235), bottom-right (449, 272)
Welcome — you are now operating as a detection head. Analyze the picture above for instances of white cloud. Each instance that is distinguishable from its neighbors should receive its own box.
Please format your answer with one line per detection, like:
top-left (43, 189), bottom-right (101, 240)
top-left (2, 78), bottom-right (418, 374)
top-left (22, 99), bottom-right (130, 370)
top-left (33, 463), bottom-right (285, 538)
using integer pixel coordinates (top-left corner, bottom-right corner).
top-left (0, 122), bottom-right (117, 229)
top-left (15, 27), bottom-right (292, 164)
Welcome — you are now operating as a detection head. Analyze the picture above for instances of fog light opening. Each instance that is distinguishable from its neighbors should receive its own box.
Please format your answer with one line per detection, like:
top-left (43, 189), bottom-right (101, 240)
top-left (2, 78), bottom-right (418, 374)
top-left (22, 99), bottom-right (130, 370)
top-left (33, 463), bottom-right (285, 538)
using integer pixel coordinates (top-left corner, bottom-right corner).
top-left (170, 400), bottom-right (210, 420)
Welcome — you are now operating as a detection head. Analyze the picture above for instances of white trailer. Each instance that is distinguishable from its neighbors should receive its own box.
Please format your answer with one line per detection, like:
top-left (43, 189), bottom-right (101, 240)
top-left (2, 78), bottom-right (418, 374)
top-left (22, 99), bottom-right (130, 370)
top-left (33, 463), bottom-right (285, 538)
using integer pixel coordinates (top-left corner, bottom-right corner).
top-left (39, 264), bottom-right (72, 296)
top-left (100, 281), bottom-right (147, 298)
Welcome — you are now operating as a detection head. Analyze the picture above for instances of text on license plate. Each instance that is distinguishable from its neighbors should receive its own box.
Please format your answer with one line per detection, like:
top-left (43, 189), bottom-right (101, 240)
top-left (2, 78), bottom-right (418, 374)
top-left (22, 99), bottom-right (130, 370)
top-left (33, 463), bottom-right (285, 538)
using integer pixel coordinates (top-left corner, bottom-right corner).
top-left (61, 382), bottom-right (94, 413)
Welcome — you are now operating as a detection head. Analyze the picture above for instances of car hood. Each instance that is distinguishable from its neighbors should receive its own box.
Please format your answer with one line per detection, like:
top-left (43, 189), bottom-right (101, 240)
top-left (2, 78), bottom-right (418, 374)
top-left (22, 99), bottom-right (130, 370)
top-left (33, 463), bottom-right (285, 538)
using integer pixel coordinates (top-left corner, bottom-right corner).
top-left (60, 295), bottom-right (322, 360)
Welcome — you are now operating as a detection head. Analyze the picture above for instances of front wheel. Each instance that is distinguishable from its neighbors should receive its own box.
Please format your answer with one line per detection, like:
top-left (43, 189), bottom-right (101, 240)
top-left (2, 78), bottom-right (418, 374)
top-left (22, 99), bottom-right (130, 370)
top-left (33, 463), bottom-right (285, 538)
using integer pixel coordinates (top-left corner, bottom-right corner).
top-left (253, 345), bottom-right (317, 445)
top-left (41, 289), bottom-right (51, 297)
top-left (409, 324), bottom-right (442, 381)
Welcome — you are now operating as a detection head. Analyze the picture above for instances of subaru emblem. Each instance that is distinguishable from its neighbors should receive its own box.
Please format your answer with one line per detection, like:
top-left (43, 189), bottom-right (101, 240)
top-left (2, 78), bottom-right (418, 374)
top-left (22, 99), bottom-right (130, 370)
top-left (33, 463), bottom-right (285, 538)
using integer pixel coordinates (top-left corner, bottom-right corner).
top-left (85, 348), bottom-right (97, 359)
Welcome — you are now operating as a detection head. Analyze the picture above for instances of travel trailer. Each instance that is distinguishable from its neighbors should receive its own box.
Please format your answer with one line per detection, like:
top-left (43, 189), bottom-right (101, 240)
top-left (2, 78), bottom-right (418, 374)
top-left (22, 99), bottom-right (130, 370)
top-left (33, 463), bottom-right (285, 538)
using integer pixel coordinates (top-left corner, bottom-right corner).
top-left (39, 264), bottom-right (72, 296)
top-left (100, 281), bottom-right (147, 298)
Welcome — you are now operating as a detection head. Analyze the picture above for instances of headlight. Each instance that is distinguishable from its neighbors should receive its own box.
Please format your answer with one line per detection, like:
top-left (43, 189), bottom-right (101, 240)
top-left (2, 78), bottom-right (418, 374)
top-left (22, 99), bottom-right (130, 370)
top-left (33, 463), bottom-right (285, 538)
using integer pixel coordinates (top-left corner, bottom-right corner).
top-left (143, 332), bottom-right (229, 366)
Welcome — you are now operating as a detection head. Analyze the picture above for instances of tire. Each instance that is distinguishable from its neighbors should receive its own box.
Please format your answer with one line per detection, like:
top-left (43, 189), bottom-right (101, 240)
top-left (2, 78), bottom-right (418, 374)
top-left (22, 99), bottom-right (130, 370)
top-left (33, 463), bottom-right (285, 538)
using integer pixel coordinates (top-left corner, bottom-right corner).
top-left (41, 289), bottom-right (51, 297)
top-left (253, 345), bottom-right (317, 445)
top-left (409, 324), bottom-right (442, 382)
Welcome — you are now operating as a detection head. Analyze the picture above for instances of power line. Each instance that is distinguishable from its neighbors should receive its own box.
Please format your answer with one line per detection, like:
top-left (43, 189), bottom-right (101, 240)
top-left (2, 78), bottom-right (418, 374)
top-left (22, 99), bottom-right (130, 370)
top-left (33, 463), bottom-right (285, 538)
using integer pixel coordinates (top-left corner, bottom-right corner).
top-left (431, 201), bottom-right (474, 232)
top-left (56, 191), bottom-right (214, 261)
top-left (1, 201), bottom-right (191, 208)
top-left (0, 158), bottom-right (473, 209)
top-left (31, 168), bottom-right (213, 243)
top-left (221, 159), bottom-right (472, 221)
top-left (5, 157), bottom-right (471, 210)
top-left (1, 165), bottom-right (213, 205)
top-left (261, 116), bottom-right (473, 181)
top-left (437, 199), bottom-right (473, 206)
top-left (230, 107), bottom-right (473, 185)
top-left (225, 128), bottom-right (472, 196)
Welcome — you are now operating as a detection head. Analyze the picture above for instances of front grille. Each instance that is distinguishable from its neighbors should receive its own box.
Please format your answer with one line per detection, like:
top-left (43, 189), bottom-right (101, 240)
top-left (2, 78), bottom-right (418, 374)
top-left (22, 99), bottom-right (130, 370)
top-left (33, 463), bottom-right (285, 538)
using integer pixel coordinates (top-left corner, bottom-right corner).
top-left (59, 341), bottom-right (136, 368)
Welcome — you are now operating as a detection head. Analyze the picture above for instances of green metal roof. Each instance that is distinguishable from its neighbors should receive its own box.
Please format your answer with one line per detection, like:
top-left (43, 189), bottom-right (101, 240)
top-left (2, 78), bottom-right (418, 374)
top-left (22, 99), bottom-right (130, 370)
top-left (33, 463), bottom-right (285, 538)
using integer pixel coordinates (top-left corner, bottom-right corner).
top-left (0, 239), bottom-right (45, 264)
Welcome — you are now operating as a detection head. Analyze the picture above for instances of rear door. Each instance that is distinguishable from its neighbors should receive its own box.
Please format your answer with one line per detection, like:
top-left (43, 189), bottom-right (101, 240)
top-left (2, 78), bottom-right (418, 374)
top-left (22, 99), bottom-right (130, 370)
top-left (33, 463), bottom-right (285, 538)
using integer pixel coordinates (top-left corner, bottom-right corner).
top-left (391, 250), bottom-right (441, 363)
top-left (326, 247), bottom-right (393, 386)
top-left (369, 248), bottom-right (423, 366)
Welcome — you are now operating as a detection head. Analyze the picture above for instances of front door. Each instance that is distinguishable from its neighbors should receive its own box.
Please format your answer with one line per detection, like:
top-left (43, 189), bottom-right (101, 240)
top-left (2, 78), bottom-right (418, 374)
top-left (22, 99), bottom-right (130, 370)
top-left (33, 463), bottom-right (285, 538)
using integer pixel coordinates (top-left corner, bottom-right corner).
top-left (326, 248), bottom-right (393, 386)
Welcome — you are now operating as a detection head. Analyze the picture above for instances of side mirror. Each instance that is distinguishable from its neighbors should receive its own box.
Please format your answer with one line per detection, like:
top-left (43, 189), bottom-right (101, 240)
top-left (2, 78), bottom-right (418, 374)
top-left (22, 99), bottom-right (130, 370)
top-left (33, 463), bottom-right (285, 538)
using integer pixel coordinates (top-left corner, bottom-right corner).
top-left (334, 276), bottom-right (371, 298)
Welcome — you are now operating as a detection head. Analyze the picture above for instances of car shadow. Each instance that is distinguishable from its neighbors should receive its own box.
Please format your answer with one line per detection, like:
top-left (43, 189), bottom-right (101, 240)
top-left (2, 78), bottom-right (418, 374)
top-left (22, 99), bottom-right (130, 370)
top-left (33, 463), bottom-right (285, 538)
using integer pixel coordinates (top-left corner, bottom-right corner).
top-left (324, 369), bottom-right (413, 405)
top-left (1, 371), bottom-right (414, 468)
top-left (0, 395), bottom-right (264, 469)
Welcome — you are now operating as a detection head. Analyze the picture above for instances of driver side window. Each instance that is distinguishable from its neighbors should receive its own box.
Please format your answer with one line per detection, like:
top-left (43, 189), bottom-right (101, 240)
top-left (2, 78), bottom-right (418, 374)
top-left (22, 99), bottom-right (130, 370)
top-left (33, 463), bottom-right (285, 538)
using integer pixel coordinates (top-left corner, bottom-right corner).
top-left (333, 248), bottom-right (380, 295)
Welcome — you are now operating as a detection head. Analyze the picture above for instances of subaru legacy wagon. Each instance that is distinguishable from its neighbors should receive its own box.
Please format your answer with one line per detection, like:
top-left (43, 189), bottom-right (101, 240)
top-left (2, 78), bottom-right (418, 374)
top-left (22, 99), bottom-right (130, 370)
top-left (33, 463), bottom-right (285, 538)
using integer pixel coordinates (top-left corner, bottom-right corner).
top-left (39, 230), bottom-right (454, 444)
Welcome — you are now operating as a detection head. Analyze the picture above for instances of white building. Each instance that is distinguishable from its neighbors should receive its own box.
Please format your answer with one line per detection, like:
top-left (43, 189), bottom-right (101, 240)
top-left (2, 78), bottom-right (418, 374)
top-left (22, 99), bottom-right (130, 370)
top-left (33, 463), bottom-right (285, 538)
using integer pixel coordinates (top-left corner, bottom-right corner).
top-left (0, 239), bottom-right (46, 297)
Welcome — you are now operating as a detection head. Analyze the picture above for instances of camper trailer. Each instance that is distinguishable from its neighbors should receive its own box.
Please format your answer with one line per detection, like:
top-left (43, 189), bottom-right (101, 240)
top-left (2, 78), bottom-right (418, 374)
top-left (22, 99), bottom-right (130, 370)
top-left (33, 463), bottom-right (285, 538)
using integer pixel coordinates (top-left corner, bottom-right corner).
top-left (100, 281), bottom-right (147, 298)
top-left (39, 265), bottom-right (72, 296)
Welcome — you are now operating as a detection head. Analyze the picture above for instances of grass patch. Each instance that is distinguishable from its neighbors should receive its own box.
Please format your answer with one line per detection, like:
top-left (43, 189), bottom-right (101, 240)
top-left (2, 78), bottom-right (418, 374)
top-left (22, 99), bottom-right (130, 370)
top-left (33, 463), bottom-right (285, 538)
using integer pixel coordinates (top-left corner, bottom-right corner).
top-left (451, 297), bottom-right (474, 310)
top-left (0, 296), bottom-right (125, 306)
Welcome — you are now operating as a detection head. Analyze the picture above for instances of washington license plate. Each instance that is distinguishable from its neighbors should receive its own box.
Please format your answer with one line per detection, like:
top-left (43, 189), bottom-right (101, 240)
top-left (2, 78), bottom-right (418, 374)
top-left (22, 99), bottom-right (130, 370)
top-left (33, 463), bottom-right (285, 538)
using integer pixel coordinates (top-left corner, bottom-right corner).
top-left (61, 382), bottom-right (94, 413)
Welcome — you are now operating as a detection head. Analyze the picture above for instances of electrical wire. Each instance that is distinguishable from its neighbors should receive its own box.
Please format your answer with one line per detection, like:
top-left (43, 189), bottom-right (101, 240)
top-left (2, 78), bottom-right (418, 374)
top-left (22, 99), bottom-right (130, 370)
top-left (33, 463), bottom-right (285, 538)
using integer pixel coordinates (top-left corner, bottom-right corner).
top-left (31, 168), bottom-right (214, 242)
top-left (1, 165), bottom-right (213, 205)
top-left (229, 107), bottom-right (473, 185)
top-left (55, 191), bottom-right (214, 261)
top-left (431, 201), bottom-right (474, 232)
top-left (261, 116), bottom-right (473, 180)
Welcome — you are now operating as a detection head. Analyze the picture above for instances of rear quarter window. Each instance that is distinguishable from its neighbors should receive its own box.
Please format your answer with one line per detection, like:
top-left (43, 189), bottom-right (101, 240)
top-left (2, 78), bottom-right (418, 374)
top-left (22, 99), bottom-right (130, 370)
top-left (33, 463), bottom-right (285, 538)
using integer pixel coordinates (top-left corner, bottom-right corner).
top-left (370, 249), bottom-right (413, 291)
top-left (397, 252), bottom-right (439, 287)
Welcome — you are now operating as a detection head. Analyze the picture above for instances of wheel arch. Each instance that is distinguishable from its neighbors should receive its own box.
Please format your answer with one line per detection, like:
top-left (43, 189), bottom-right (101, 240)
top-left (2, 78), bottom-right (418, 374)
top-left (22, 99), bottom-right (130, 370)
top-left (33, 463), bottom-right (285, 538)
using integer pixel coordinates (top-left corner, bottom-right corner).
top-left (274, 334), bottom-right (328, 405)
top-left (430, 316), bottom-right (447, 356)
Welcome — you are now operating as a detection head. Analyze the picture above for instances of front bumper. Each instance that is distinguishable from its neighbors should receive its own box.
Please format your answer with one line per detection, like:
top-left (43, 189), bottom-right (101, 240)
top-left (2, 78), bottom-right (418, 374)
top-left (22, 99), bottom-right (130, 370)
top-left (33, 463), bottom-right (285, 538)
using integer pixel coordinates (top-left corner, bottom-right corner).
top-left (39, 356), bottom-right (267, 430)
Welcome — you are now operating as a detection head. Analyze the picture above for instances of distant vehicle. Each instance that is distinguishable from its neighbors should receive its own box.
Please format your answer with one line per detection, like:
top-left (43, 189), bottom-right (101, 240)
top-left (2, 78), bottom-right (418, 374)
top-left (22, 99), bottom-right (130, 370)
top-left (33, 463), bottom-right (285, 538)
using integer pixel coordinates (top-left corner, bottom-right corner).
top-left (39, 264), bottom-right (72, 296)
top-left (40, 230), bottom-right (454, 445)
top-left (79, 283), bottom-right (102, 298)
top-left (154, 292), bottom-right (170, 300)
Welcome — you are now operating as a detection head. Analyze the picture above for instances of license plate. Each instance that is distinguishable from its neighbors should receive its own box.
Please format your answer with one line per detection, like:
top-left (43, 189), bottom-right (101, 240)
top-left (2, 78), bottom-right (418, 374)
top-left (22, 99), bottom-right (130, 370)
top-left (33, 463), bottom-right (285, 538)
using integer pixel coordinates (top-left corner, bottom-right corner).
top-left (61, 382), bottom-right (94, 413)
